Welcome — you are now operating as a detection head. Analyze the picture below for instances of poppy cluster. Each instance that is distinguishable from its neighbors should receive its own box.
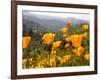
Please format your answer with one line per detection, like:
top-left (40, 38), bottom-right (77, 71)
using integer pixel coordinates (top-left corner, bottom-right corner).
top-left (22, 21), bottom-right (90, 69)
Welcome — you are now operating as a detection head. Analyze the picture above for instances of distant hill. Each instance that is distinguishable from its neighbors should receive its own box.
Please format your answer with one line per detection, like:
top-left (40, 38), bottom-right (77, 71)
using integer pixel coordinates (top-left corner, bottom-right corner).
top-left (22, 12), bottom-right (89, 35)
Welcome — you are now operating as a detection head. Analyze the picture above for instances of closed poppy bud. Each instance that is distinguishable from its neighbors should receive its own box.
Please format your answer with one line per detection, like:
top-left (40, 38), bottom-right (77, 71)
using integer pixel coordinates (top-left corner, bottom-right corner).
top-left (66, 21), bottom-right (71, 28)
top-left (23, 36), bottom-right (31, 48)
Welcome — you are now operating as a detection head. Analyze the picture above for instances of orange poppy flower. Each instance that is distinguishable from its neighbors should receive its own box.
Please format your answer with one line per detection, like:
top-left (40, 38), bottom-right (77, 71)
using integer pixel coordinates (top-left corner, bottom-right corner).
top-left (70, 34), bottom-right (83, 48)
top-left (23, 36), bottom-right (31, 48)
top-left (42, 33), bottom-right (55, 45)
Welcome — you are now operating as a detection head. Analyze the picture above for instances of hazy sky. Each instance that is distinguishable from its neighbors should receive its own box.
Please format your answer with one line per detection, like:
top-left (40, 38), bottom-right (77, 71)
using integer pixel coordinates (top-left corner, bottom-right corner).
top-left (27, 11), bottom-right (90, 21)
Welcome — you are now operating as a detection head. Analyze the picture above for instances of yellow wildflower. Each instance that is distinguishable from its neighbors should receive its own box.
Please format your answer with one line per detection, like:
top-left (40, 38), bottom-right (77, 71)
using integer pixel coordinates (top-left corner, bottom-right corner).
top-left (39, 60), bottom-right (46, 65)
top-left (51, 50), bottom-right (57, 55)
top-left (65, 37), bottom-right (71, 42)
top-left (42, 33), bottom-right (55, 45)
top-left (64, 43), bottom-right (70, 49)
top-left (29, 58), bottom-right (33, 65)
top-left (35, 63), bottom-right (44, 68)
top-left (58, 57), bottom-right (61, 61)
top-left (62, 34), bottom-right (67, 38)
top-left (61, 27), bottom-right (68, 34)
top-left (58, 57), bottom-right (64, 64)
top-left (82, 24), bottom-right (89, 30)
top-left (74, 46), bottom-right (84, 57)
top-left (51, 41), bottom-right (61, 50)
top-left (50, 58), bottom-right (56, 67)
top-left (82, 32), bottom-right (88, 38)
top-left (70, 34), bottom-right (83, 48)
top-left (23, 36), bottom-right (31, 48)
top-left (84, 53), bottom-right (90, 61)
top-left (73, 49), bottom-right (77, 54)
top-left (60, 59), bottom-right (64, 64)
top-left (22, 59), bottom-right (27, 65)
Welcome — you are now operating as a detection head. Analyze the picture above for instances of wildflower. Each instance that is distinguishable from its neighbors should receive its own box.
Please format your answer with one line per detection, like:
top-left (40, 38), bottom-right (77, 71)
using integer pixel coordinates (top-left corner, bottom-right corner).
top-left (60, 59), bottom-right (64, 64)
top-left (42, 33), bottom-right (55, 45)
top-left (51, 41), bottom-right (61, 50)
top-left (62, 34), bottom-right (67, 38)
top-left (58, 57), bottom-right (62, 63)
top-left (77, 46), bottom-right (84, 56)
top-left (22, 59), bottom-right (27, 65)
top-left (74, 46), bottom-right (84, 57)
top-left (61, 27), bottom-right (68, 34)
top-left (65, 37), bottom-right (71, 42)
top-left (23, 36), bottom-right (31, 48)
top-left (51, 50), bottom-right (57, 55)
top-left (73, 49), bottom-right (77, 54)
top-left (46, 60), bottom-right (49, 65)
top-left (82, 32), bottom-right (88, 38)
top-left (70, 34), bottom-right (83, 48)
top-left (84, 53), bottom-right (90, 61)
top-left (82, 24), bottom-right (89, 31)
top-left (29, 58), bottom-right (33, 65)
top-left (63, 55), bottom-right (71, 63)
top-left (35, 63), bottom-right (44, 68)
top-left (39, 60), bottom-right (46, 65)
top-left (50, 58), bottom-right (56, 67)
top-left (64, 43), bottom-right (70, 49)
